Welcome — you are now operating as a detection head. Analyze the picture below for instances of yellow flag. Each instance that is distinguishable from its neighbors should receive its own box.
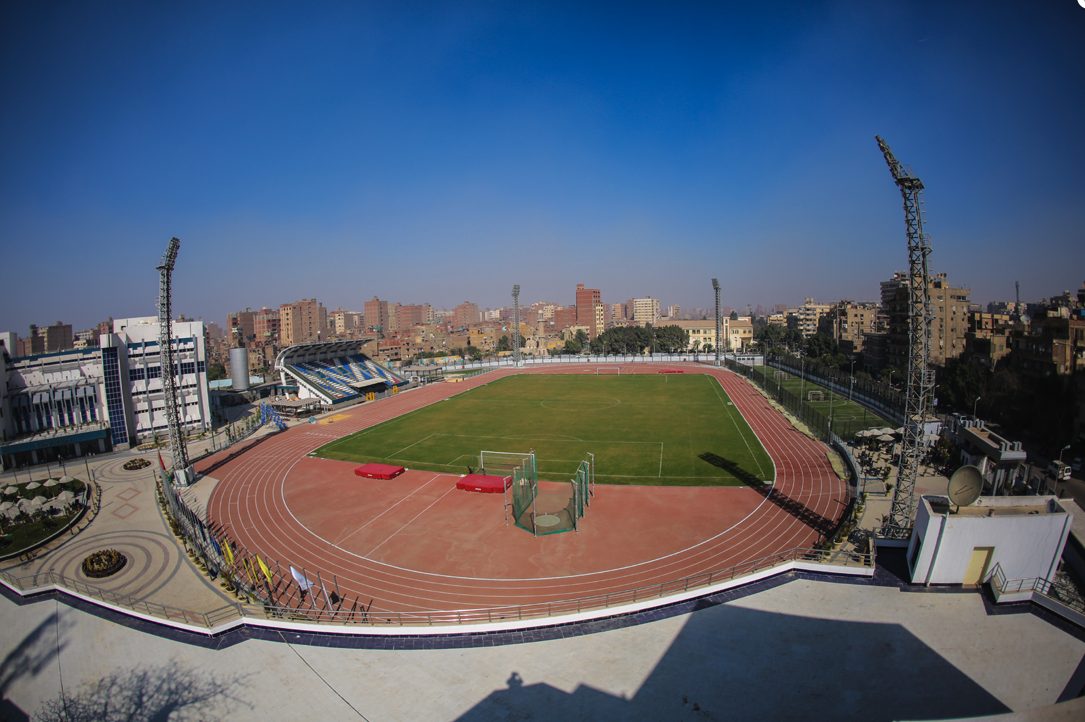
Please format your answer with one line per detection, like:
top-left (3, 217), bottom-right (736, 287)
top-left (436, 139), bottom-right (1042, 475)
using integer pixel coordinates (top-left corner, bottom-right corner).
top-left (222, 539), bottom-right (234, 566)
top-left (243, 557), bottom-right (256, 586)
top-left (257, 555), bottom-right (273, 585)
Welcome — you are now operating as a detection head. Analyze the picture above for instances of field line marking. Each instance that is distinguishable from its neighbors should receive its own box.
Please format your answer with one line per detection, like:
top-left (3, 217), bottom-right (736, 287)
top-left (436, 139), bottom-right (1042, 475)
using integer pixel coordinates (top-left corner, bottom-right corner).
top-left (659, 442), bottom-right (664, 477)
top-left (709, 375), bottom-right (767, 478)
top-left (387, 433), bottom-right (435, 458)
top-left (332, 473), bottom-right (445, 546)
top-left (363, 486), bottom-right (456, 557)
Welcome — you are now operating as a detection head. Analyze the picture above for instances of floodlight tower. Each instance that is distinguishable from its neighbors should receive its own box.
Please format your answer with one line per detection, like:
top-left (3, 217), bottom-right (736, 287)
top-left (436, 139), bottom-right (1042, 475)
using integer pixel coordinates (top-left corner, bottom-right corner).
top-left (156, 237), bottom-right (193, 485)
top-left (712, 278), bottom-right (722, 366)
top-left (511, 285), bottom-right (522, 367)
top-left (875, 136), bottom-right (935, 539)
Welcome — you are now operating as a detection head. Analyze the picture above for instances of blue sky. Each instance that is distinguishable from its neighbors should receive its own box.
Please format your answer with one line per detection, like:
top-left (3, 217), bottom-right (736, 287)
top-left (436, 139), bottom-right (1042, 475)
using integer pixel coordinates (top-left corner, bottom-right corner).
top-left (2, 1), bottom-right (1083, 334)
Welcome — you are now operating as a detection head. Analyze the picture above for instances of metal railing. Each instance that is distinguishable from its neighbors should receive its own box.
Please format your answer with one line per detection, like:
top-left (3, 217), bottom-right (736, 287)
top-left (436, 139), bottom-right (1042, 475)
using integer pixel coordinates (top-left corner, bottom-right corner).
top-left (988, 564), bottom-right (1085, 615)
top-left (1, 545), bottom-right (872, 632)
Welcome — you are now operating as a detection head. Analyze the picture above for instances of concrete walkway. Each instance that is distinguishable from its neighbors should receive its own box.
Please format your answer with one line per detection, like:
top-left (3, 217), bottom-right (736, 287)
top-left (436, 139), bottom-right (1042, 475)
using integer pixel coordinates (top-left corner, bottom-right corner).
top-left (2, 574), bottom-right (1083, 721)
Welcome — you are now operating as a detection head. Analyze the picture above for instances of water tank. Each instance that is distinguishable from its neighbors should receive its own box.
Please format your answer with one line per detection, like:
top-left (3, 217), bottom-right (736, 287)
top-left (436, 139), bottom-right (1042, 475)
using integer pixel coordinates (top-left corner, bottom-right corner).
top-left (229, 347), bottom-right (250, 391)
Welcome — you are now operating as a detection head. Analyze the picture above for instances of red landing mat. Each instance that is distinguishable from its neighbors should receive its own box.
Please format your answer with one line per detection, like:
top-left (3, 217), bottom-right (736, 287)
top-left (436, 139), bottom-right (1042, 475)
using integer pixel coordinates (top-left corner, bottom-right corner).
top-left (354, 463), bottom-right (406, 480)
top-left (456, 474), bottom-right (511, 493)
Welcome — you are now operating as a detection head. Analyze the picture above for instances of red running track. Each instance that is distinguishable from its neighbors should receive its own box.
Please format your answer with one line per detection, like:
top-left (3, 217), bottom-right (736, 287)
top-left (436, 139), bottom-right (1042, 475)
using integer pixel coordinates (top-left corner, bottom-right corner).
top-left (204, 364), bottom-right (848, 614)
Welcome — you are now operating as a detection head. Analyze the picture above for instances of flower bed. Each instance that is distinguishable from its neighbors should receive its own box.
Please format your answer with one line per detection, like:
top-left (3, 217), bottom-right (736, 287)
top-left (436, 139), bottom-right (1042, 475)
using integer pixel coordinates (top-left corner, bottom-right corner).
top-left (123, 458), bottom-right (151, 471)
top-left (82, 549), bottom-right (127, 578)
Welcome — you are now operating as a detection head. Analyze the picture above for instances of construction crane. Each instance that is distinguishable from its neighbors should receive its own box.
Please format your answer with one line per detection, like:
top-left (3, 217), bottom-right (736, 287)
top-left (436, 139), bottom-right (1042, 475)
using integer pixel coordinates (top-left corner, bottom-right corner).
top-left (156, 237), bottom-right (193, 485)
top-left (875, 136), bottom-right (936, 539)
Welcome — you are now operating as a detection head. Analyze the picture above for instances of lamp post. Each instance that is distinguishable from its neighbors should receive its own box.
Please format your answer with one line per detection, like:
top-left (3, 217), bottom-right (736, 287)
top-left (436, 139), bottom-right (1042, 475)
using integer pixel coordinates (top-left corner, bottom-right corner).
top-left (1060, 444), bottom-right (1071, 464)
top-left (850, 358), bottom-right (857, 401)
top-left (973, 396), bottom-right (981, 419)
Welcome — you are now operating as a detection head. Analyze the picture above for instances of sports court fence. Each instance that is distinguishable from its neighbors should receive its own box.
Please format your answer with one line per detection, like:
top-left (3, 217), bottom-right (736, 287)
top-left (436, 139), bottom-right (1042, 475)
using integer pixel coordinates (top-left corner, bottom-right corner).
top-left (766, 354), bottom-right (904, 426)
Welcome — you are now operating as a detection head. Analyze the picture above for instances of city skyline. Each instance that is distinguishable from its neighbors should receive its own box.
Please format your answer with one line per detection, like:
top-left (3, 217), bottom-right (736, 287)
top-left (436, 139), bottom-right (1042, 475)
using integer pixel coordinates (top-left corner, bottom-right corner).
top-left (2, 1), bottom-right (1084, 333)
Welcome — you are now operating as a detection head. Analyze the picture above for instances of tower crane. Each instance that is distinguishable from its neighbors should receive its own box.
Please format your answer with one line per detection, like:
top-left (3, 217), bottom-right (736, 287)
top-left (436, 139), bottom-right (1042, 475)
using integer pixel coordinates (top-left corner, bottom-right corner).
top-left (875, 136), bottom-right (935, 539)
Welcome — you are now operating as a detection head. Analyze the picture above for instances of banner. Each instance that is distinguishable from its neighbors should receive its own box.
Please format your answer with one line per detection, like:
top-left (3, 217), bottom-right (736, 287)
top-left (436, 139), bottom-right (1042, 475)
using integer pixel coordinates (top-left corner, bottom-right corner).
top-left (257, 555), bottom-right (273, 585)
top-left (290, 566), bottom-right (316, 591)
top-left (222, 539), bottom-right (235, 566)
top-left (158, 449), bottom-right (166, 471)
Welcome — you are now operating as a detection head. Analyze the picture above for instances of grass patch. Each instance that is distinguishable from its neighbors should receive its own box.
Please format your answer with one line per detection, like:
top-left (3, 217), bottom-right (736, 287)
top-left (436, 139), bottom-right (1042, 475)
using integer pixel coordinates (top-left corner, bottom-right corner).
top-left (315, 374), bottom-right (773, 487)
top-left (752, 367), bottom-right (895, 437)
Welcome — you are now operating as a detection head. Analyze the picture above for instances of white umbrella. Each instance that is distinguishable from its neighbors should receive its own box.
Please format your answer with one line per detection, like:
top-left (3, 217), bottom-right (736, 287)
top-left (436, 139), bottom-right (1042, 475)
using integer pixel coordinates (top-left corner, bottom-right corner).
top-left (44, 479), bottom-right (59, 488)
top-left (29, 495), bottom-right (47, 507)
top-left (26, 481), bottom-right (41, 490)
top-left (0, 501), bottom-right (13, 511)
top-left (3, 486), bottom-right (17, 495)
top-left (878, 434), bottom-right (895, 442)
top-left (56, 490), bottom-right (75, 503)
top-left (59, 475), bottom-right (75, 484)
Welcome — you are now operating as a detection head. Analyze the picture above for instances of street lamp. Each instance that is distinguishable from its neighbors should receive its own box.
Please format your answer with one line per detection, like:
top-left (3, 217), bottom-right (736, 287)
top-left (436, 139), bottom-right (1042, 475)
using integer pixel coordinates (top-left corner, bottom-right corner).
top-left (850, 358), bottom-right (857, 401)
top-left (1060, 444), bottom-right (1071, 464)
top-left (973, 396), bottom-right (981, 419)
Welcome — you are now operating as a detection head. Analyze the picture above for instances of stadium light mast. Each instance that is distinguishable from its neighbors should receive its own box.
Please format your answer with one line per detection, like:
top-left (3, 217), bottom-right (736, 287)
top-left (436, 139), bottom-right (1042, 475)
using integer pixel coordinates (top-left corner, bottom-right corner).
top-left (511, 285), bottom-right (522, 367)
top-left (712, 278), bottom-right (721, 366)
top-left (876, 135), bottom-right (935, 539)
top-left (156, 237), bottom-right (193, 486)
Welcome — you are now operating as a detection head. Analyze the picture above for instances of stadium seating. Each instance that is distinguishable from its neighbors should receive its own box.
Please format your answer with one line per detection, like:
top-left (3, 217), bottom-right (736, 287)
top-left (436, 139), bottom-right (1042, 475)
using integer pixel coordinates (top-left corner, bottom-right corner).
top-left (281, 351), bottom-right (406, 403)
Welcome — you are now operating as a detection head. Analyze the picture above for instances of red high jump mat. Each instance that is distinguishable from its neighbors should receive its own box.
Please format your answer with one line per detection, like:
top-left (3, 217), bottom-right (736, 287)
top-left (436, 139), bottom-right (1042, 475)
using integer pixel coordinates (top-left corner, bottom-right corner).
top-left (456, 474), bottom-right (511, 493)
top-left (354, 463), bottom-right (406, 480)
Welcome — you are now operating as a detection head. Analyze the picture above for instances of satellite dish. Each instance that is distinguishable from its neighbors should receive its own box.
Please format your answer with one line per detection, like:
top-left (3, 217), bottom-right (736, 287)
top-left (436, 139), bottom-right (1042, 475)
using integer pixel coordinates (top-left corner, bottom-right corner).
top-left (947, 465), bottom-right (983, 508)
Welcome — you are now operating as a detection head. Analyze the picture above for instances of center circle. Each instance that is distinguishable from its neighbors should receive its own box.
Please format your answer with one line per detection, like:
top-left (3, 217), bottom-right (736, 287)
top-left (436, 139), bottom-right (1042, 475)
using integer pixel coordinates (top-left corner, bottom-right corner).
top-left (539, 396), bottom-right (621, 411)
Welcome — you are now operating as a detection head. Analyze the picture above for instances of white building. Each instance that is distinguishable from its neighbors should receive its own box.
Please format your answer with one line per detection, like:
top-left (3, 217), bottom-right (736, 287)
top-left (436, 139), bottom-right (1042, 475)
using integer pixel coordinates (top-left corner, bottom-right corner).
top-left (0, 317), bottom-right (210, 469)
top-left (907, 495), bottom-right (1072, 588)
top-left (633, 297), bottom-right (661, 326)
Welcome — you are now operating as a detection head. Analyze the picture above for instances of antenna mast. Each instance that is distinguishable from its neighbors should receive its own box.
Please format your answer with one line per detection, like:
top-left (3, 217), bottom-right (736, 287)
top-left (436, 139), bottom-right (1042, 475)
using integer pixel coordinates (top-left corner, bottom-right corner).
top-left (875, 136), bottom-right (935, 539)
top-left (156, 237), bottom-right (193, 485)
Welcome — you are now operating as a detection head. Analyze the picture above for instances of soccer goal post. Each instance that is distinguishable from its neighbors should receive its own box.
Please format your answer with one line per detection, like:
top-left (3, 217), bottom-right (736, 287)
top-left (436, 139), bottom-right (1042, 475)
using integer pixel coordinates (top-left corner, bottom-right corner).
top-left (773, 370), bottom-right (787, 381)
top-left (808, 390), bottom-right (825, 402)
top-left (596, 367), bottom-right (621, 375)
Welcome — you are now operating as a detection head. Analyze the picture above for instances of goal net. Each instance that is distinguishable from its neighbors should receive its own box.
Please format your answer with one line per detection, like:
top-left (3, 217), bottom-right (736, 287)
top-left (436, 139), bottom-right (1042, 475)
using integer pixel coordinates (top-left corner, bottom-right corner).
top-left (596, 367), bottom-right (621, 375)
top-left (808, 390), bottom-right (825, 402)
top-left (480, 450), bottom-right (534, 477)
top-left (773, 371), bottom-right (787, 381)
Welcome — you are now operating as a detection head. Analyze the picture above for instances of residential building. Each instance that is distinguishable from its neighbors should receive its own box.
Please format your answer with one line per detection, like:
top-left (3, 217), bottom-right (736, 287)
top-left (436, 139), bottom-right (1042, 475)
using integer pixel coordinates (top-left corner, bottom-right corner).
top-left (666, 305), bottom-right (681, 319)
top-left (818, 301), bottom-right (879, 355)
top-left (575, 284), bottom-right (602, 340)
top-left (673, 319), bottom-right (723, 352)
top-left (965, 312), bottom-right (1014, 368)
top-left (280, 299), bottom-right (327, 346)
top-left (884, 273), bottom-right (971, 369)
top-left (452, 301), bottom-right (480, 327)
top-left (633, 297), bottom-right (661, 326)
top-left (728, 317), bottom-right (754, 351)
top-left (395, 304), bottom-right (431, 331)
top-left (254, 307), bottom-right (282, 345)
top-left (19, 326), bottom-right (45, 356)
top-left (787, 298), bottom-right (831, 338)
top-left (364, 297), bottom-right (391, 336)
top-left (227, 308), bottom-right (257, 347)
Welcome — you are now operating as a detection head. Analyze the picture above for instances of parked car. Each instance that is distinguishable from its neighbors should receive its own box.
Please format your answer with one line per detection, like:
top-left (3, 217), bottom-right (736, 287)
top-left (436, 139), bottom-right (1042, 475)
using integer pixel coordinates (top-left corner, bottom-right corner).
top-left (1073, 457), bottom-right (1082, 472)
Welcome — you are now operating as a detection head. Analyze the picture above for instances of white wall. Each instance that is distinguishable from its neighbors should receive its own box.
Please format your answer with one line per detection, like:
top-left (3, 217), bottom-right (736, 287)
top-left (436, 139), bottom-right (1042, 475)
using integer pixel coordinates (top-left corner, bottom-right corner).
top-left (908, 496), bottom-right (1072, 586)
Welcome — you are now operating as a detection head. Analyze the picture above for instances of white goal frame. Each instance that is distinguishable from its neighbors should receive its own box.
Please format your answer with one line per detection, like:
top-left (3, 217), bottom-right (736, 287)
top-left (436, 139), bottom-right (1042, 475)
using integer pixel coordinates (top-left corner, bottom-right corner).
top-left (808, 390), bottom-right (825, 402)
top-left (595, 367), bottom-right (621, 375)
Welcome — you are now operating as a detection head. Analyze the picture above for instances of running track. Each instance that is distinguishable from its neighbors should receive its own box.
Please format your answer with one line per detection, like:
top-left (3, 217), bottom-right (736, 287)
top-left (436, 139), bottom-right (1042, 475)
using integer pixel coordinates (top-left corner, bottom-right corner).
top-left (204, 364), bottom-right (848, 615)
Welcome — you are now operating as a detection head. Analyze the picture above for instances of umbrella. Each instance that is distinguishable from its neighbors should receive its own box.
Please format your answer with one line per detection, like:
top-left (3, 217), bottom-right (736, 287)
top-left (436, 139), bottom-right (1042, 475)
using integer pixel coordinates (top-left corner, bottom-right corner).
top-left (26, 481), bottom-right (41, 490)
top-left (877, 434), bottom-right (895, 442)
top-left (56, 490), bottom-right (75, 504)
top-left (3, 486), bottom-right (17, 495)
top-left (0, 501), bottom-right (13, 511)
top-left (44, 479), bottom-right (59, 488)
top-left (59, 476), bottom-right (75, 484)
top-left (29, 495), bottom-right (47, 507)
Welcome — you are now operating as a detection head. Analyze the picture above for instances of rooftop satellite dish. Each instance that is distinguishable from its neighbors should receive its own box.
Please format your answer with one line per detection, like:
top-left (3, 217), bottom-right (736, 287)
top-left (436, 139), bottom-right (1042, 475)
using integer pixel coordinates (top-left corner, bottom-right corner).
top-left (947, 465), bottom-right (983, 508)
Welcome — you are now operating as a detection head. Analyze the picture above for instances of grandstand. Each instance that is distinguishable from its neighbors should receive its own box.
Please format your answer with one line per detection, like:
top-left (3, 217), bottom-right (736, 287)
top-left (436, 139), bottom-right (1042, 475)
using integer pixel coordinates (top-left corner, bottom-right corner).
top-left (273, 341), bottom-right (407, 406)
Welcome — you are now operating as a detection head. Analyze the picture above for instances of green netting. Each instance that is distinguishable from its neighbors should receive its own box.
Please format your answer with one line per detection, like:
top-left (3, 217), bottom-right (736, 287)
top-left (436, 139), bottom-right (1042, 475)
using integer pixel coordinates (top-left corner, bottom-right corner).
top-left (510, 462), bottom-right (537, 533)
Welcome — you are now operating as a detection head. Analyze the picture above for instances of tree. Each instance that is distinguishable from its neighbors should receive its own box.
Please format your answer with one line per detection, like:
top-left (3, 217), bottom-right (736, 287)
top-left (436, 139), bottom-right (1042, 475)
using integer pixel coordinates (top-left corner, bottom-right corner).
top-left (703, 343), bottom-right (713, 354)
top-left (467, 345), bottom-right (483, 361)
top-left (729, 310), bottom-right (738, 321)
top-left (804, 332), bottom-right (838, 360)
top-left (574, 329), bottom-right (589, 348)
top-left (564, 339), bottom-right (582, 354)
top-left (207, 362), bottom-right (227, 381)
top-left (496, 335), bottom-right (510, 353)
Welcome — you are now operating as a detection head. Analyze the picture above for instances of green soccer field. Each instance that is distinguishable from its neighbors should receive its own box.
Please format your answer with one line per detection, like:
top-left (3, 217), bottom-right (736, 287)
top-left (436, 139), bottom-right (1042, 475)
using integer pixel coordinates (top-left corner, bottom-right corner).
top-left (750, 366), bottom-right (895, 437)
top-left (314, 374), bottom-right (774, 487)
